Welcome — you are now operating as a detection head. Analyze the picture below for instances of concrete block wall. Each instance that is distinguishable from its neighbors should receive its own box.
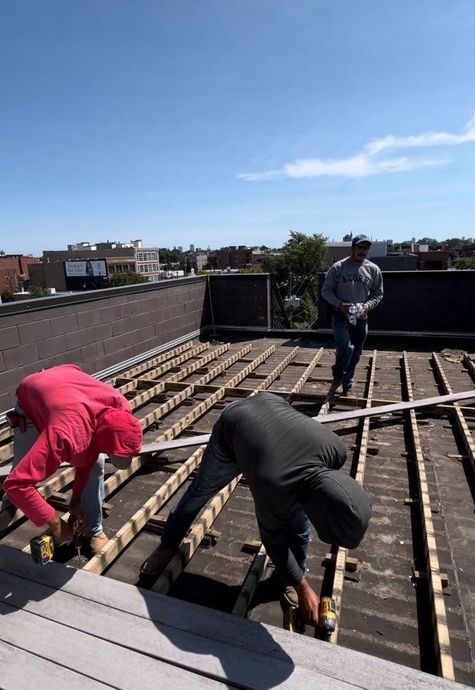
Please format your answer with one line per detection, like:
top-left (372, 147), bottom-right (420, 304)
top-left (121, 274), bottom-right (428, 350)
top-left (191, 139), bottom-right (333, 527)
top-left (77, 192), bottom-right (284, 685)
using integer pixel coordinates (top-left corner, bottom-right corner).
top-left (0, 278), bottom-right (209, 411)
top-left (317, 270), bottom-right (475, 333)
top-left (208, 274), bottom-right (270, 329)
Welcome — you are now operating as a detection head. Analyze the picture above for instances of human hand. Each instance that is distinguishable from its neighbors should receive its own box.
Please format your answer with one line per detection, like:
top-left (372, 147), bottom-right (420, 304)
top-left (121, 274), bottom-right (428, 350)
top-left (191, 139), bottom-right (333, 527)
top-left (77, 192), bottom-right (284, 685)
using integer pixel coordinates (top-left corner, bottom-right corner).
top-left (339, 303), bottom-right (353, 318)
top-left (69, 503), bottom-right (89, 535)
top-left (295, 577), bottom-right (320, 626)
top-left (359, 303), bottom-right (368, 318)
top-left (47, 512), bottom-right (74, 545)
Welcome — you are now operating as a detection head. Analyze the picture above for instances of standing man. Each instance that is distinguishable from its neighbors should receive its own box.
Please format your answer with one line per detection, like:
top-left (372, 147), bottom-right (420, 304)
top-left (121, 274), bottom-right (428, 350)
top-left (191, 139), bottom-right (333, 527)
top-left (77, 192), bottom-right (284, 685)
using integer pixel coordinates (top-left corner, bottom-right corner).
top-left (322, 235), bottom-right (383, 397)
top-left (140, 392), bottom-right (372, 626)
top-left (1, 364), bottom-right (142, 553)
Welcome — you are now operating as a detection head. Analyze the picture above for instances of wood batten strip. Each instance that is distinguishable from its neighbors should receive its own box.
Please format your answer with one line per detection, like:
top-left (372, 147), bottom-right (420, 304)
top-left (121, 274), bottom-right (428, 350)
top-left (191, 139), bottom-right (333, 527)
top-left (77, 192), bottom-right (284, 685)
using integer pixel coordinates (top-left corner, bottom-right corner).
top-left (21, 346), bottom-right (253, 554)
top-left (0, 442), bottom-right (13, 463)
top-left (152, 346), bottom-right (300, 596)
top-left (83, 447), bottom-right (206, 574)
top-left (331, 350), bottom-right (377, 644)
top-left (232, 544), bottom-right (268, 617)
top-left (432, 353), bottom-right (475, 474)
top-left (463, 353), bottom-right (475, 381)
top-left (101, 344), bottom-right (257, 498)
top-left (403, 353), bottom-right (454, 681)
top-left (137, 343), bottom-right (211, 381)
top-left (111, 341), bottom-right (194, 382)
top-left (153, 475), bottom-right (242, 594)
top-left (289, 347), bottom-right (324, 398)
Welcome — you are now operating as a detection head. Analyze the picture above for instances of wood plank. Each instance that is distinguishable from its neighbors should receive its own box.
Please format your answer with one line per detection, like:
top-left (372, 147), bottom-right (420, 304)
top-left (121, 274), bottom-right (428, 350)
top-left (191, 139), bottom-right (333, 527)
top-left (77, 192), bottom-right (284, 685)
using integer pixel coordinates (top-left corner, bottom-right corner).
top-left (83, 447), bottom-right (206, 574)
top-left (0, 547), bottom-right (466, 690)
top-left (0, 640), bottom-right (111, 690)
top-left (432, 353), bottom-right (475, 474)
top-left (331, 351), bottom-right (377, 644)
top-left (402, 353), bottom-right (455, 680)
top-left (0, 597), bottom-right (224, 690)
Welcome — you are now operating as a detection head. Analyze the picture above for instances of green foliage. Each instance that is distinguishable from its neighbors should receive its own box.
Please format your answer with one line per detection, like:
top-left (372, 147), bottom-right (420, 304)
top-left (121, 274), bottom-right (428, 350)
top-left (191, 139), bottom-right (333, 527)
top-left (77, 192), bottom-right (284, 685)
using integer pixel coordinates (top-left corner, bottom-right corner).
top-left (1, 290), bottom-right (14, 302)
top-left (29, 284), bottom-right (47, 297)
top-left (110, 272), bottom-right (148, 287)
top-left (239, 265), bottom-right (264, 274)
top-left (452, 257), bottom-right (475, 270)
top-left (159, 247), bottom-right (185, 268)
top-left (263, 231), bottom-right (327, 329)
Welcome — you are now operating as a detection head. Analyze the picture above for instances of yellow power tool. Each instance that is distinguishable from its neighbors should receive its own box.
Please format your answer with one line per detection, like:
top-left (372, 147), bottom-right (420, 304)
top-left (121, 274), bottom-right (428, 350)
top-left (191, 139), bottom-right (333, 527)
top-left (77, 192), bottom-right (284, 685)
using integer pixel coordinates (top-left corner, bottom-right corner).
top-left (30, 533), bottom-right (55, 565)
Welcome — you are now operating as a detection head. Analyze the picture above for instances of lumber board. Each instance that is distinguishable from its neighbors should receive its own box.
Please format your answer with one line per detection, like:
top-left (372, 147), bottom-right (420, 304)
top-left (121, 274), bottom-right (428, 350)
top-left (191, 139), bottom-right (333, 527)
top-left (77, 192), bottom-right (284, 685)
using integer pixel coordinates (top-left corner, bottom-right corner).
top-left (138, 342), bottom-right (210, 380)
top-left (0, 546), bottom-right (467, 690)
top-left (83, 446), bottom-right (205, 574)
top-left (0, 597), bottom-right (224, 690)
top-left (112, 340), bottom-right (194, 381)
top-left (331, 351), bottom-right (377, 644)
top-left (432, 353), bottom-right (475, 473)
top-left (139, 391), bottom-right (475, 456)
top-left (0, 640), bottom-right (111, 690)
top-left (402, 353), bottom-right (455, 680)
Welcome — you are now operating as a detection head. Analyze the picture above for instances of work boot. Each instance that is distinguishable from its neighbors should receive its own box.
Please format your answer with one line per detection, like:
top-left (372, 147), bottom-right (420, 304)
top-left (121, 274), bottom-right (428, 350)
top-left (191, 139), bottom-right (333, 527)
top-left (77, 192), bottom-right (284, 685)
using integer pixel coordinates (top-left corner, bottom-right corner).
top-left (282, 585), bottom-right (299, 609)
top-left (89, 532), bottom-right (109, 555)
top-left (140, 545), bottom-right (175, 578)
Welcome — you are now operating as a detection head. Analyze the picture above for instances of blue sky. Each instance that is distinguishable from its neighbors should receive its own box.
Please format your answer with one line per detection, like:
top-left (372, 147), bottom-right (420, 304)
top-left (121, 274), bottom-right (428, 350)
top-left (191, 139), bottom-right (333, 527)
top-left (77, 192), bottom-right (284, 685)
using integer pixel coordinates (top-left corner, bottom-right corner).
top-left (1, 0), bottom-right (475, 255)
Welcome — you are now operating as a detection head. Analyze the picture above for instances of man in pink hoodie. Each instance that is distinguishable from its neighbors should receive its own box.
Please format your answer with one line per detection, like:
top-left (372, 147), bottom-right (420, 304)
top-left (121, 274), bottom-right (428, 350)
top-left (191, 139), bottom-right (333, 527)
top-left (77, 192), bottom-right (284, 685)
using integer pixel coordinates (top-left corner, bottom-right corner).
top-left (1, 364), bottom-right (142, 553)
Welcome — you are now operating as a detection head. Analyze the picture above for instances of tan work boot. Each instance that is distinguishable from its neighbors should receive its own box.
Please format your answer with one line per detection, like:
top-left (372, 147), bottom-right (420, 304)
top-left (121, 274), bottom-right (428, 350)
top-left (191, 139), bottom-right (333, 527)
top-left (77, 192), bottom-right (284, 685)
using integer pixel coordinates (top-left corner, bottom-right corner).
top-left (90, 532), bottom-right (109, 555)
top-left (140, 545), bottom-right (175, 578)
top-left (282, 584), bottom-right (299, 608)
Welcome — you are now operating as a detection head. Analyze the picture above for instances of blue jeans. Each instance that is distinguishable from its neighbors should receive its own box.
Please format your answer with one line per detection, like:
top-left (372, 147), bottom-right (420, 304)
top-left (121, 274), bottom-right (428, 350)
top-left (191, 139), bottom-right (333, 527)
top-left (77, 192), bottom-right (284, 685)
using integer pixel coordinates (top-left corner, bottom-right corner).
top-left (162, 431), bottom-right (312, 573)
top-left (162, 433), bottom-right (239, 548)
top-left (332, 313), bottom-right (368, 391)
top-left (285, 508), bottom-right (311, 573)
top-left (2, 403), bottom-right (105, 536)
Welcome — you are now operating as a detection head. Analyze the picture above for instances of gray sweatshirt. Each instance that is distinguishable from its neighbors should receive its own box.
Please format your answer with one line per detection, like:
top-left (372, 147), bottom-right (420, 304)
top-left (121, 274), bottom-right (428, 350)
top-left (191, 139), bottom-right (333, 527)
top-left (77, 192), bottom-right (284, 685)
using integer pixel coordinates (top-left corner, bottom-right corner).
top-left (322, 257), bottom-right (383, 313)
top-left (213, 393), bottom-right (349, 584)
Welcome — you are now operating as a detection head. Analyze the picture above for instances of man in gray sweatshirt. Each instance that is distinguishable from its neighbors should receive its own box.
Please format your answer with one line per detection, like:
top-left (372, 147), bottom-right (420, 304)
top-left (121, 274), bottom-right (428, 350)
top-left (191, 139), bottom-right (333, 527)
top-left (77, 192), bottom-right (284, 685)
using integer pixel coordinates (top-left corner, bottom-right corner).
top-left (140, 393), bottom-right (372, 626)
top-left (322, 235), bottom-right (383, 396)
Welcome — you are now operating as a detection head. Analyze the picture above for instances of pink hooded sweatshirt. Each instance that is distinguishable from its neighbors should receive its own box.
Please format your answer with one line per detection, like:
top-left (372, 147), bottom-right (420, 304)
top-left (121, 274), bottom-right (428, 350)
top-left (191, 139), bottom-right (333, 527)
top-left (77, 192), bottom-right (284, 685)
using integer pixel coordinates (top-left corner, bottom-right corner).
top-left (4, 364), bottom-right (142, 526)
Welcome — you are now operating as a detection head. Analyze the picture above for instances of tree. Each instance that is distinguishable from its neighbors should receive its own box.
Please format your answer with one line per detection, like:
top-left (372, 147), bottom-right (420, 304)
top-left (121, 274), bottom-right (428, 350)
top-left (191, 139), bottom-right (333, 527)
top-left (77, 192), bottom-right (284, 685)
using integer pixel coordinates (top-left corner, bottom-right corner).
top-left (262, 231), bottom-right (327, 329)
top-left (110, 272), bottom-right (148, 287)
top-left (452, 257), bottom-right (475, 270)
top-left (1, 290), bottom-right (14, 302)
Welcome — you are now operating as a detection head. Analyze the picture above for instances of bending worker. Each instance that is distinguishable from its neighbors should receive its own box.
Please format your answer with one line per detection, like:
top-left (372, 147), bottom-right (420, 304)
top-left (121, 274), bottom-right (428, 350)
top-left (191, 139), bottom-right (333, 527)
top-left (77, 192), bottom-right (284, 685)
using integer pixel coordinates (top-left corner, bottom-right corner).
top-left (322, 234), bottom-right (383, 398)
top-left (2, 364), bottom-right (142, 553)
top-left (140, 392), bottom-right (371, 625)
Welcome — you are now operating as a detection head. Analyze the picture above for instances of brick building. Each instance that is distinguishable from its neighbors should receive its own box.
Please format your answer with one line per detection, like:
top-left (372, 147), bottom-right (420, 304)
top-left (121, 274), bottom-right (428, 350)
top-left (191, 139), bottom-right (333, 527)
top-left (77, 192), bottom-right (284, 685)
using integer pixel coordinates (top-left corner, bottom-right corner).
top-left (0, 254), bottom-right (41, 293)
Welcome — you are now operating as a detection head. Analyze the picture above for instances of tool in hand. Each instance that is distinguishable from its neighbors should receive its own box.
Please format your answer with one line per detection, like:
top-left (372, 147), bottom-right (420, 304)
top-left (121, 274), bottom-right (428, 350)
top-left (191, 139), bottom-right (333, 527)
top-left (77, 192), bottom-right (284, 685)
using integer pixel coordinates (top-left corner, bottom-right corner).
top-left (67, 515), bottom-right (84, 564)
top-left (318, 596), bottom-right (337, 635)
top-left (30, 532), bottom-right (55, 565)
top-left (29, 516), bottom-right (84, 566)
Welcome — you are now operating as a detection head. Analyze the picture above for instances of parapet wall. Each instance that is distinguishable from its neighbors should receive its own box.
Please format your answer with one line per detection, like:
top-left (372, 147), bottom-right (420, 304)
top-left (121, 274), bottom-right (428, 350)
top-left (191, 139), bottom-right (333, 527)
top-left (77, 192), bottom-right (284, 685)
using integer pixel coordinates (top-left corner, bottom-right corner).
top-left (0, 278), bottom-right (209, 411)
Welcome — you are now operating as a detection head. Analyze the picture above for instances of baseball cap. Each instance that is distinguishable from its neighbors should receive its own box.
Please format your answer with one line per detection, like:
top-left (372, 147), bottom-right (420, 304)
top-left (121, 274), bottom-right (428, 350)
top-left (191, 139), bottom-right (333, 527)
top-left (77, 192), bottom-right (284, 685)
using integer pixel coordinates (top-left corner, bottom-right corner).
top-left (352, 234), bottom-right (372, 247)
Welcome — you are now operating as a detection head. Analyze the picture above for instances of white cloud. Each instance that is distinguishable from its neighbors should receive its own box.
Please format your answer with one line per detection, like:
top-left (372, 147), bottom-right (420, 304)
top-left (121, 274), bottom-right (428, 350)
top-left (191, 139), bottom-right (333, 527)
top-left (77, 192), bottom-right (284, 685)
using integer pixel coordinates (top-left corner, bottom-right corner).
top-left (238, 113), bottom-right (475, 181)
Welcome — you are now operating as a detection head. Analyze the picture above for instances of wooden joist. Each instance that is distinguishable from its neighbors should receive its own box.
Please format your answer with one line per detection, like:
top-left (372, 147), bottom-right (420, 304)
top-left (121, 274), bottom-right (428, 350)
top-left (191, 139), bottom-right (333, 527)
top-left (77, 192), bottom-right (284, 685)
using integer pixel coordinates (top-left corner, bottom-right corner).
top-left (432, 353), bottom-right (475, 473)
top-left (330, 351), bottom-right (377, 644)
top-left (402, 353), bottom-right (455, 680)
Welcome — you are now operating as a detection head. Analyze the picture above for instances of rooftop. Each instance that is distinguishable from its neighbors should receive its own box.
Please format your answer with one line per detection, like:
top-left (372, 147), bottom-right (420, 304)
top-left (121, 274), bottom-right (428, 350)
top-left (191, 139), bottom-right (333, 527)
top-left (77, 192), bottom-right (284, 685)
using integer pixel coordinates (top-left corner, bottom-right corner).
top-left (0, 274), bottom-right (474, 688)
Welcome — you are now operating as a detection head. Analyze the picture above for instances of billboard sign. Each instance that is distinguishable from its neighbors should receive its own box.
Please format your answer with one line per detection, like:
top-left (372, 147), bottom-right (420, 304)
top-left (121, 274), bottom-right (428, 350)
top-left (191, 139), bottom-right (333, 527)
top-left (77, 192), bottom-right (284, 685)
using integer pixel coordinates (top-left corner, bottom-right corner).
top-left (64, 259), bottom-right (108, 277)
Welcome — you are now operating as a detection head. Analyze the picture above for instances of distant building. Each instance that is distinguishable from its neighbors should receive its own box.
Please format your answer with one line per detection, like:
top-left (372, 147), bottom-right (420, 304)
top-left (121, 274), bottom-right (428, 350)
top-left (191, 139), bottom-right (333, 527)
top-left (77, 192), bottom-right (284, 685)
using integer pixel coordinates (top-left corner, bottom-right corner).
top-left (414, 247), bottom-right (449, 270)
top-left (217, 246), bottom-right (253, 270)
top-left (0, 254), bottom-right (41, 293)
top-left (36, 240), bottom-right (160, 290)
top-left (324, 241), bottom-right (387, 269)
